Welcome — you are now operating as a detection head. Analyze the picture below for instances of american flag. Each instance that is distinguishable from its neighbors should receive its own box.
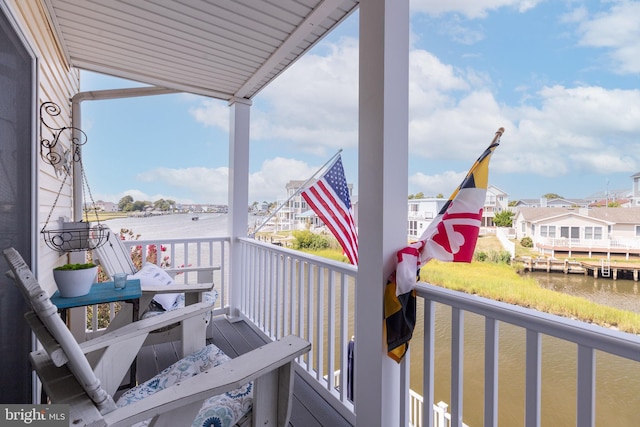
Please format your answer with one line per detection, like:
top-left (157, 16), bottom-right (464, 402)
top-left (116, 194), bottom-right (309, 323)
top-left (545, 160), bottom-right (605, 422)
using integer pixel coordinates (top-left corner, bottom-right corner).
top-left (301, 156), bottom-right (358, 265)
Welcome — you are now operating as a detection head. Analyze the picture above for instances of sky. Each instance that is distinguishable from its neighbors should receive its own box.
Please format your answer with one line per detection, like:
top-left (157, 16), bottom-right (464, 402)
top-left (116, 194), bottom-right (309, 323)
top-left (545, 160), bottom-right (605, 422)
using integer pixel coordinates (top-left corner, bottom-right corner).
top-left (80, 0), bottom-right (640, 207)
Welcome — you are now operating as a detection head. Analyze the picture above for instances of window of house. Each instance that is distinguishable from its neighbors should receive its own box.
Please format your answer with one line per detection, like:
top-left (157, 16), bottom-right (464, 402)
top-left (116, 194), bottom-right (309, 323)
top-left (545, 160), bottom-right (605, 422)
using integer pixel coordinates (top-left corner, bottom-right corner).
top-left (571, 227), bottom-right (580, 239)
top-left (636, 225), bottom-right (640, 237)
top-left (541, 225), bottom-right (548, 237)
top-left (408, 220), bottom-right (418, 237)
top-left (585, 226), bottom-right (602, 239)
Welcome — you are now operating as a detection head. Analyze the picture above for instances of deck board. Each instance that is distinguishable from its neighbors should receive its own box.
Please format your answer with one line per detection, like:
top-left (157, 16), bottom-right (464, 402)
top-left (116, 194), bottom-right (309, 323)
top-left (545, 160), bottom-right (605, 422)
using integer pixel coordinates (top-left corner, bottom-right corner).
top-left (133, 316), bottom-right (353, 426)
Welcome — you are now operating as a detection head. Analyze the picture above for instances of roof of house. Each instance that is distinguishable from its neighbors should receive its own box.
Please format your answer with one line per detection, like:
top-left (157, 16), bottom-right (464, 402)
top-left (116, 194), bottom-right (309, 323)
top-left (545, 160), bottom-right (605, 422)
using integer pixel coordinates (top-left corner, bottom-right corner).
top-left (44, 0), bottom-right (359, 100)
top-left (487, 185), bottom-right (507, 195)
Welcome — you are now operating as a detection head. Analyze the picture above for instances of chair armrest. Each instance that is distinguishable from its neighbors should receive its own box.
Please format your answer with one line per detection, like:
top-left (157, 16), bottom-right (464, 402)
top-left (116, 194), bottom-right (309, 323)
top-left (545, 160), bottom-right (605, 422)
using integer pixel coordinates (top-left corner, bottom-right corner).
top-left (164, 266), bottom-right (221, 275)
top-left (79, 302), bottom-right (213, 353)
top-left (102, 335), bottom-right (311, 427)
top-left (141, 282), bottom-right (214, 294)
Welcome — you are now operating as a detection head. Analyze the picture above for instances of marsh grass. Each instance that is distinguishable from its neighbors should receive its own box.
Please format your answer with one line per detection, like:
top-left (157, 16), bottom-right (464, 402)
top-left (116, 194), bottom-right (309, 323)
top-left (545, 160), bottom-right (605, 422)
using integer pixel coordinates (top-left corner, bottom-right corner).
top-left (421, 260), bottom-right (640, 334)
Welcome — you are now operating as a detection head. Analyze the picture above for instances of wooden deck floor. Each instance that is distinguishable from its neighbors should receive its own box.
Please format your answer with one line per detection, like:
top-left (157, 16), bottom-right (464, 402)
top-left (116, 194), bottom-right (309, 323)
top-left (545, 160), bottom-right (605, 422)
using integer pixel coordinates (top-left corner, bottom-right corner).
top-left (133, 316), bottom-right (353, 427)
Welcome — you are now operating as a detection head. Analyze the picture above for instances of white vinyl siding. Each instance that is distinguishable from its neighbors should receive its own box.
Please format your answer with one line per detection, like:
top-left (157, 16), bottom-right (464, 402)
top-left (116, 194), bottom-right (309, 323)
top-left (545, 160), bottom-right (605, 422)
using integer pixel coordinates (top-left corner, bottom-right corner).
top-left (6, 0), bottom-right (80, 294)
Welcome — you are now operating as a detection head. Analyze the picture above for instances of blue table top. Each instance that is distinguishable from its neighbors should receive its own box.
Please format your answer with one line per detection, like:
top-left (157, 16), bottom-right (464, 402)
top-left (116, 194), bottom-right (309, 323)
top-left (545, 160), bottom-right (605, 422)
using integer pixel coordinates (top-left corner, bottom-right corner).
top-left (51, 279), bottom-right (141, 309)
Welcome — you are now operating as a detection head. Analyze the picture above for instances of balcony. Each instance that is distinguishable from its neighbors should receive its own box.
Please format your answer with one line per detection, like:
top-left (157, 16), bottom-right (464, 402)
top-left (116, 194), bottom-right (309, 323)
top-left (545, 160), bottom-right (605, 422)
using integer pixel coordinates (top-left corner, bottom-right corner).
top-left (81, 235), bottom-right (640, 426)
top-left (535, 237), bottom-right (640, 258)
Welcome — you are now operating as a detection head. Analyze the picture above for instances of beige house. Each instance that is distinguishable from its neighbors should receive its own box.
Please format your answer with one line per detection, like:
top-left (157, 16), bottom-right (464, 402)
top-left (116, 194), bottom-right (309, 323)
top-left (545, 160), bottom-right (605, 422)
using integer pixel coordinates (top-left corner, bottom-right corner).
top-left (514, 207), bottom-right (640, 257)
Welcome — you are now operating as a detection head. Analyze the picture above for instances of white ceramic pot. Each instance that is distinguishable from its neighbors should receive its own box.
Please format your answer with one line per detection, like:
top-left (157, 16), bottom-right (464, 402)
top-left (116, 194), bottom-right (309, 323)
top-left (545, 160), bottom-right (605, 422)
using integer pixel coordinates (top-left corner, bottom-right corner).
top-left (53, 266), bottom-right (98, 297)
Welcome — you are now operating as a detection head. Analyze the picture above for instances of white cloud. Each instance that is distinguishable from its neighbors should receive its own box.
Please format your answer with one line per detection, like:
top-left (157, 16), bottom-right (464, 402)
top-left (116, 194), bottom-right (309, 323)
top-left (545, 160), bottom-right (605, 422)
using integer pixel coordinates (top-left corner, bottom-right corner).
top-left (136, 167), bottom-right (229, 204)
top-left (575, 1), bottom-right (640, 74)
top-left (409, 170), bottom-right (467, 196)
top-left (189, 100), bottom-right (229, 131)
top-left (248, 157), bottom-right (317, 202)
top-left (251, 38), bottom-right (360, 155)
top-left (113, 158), bottom-right (318, 205)
top-left (410, 0), bottom-right (542, 19)
top-left (182, 5), bottom-right (640, 201)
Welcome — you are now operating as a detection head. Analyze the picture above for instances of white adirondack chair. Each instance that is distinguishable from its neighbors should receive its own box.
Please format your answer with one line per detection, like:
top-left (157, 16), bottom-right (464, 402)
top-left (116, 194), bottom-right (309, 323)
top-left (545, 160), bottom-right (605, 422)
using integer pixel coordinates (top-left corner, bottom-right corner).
top-left (4, 247), bottom-right (310, 427)
top-left (92, 229), bottom-right (219, 341)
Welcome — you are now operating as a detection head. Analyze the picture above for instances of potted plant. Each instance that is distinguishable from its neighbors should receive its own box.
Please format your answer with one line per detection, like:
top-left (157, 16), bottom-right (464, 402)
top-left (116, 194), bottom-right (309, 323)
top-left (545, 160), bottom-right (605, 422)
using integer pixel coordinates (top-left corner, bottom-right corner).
top-left (53, 262), bottom-right (98, 297)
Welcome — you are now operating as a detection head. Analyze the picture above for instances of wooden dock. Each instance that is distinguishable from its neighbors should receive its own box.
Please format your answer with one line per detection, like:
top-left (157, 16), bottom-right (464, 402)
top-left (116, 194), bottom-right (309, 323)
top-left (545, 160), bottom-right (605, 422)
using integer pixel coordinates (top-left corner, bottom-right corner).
top-left (521, 257), bottom-right (640, 281)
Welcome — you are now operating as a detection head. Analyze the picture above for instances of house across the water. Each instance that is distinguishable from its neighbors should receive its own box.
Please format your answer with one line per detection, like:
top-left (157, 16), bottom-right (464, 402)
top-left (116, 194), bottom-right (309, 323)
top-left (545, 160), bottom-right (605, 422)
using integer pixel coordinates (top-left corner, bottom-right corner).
top-left (514, 206), bottom-right (640, 258)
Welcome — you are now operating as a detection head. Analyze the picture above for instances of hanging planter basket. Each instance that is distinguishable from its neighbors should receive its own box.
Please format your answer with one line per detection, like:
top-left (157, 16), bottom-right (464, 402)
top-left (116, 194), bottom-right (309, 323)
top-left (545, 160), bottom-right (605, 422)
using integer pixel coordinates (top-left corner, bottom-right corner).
top-left (42, 221), bottom-right (109, 253)
top-left (39, 101), bottom-right (109, 253)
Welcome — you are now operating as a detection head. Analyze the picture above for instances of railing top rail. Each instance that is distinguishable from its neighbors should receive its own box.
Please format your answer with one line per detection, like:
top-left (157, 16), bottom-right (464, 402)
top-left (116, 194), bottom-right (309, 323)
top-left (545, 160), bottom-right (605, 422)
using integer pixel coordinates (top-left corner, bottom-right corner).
top-left (416, 282), bottom-right (640, 362)
top-left (121, 236), bottom-right (230, 245)
top-left (238, 236), bottom-right (358, 275)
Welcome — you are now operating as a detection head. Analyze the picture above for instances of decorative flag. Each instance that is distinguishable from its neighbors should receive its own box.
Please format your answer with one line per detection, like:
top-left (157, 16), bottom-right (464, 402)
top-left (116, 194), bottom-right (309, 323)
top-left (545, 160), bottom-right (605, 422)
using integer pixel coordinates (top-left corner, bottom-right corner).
top-left (301, 155), bottom-right (358, 265)
top-left (385, 127), bottom-right (504, 362)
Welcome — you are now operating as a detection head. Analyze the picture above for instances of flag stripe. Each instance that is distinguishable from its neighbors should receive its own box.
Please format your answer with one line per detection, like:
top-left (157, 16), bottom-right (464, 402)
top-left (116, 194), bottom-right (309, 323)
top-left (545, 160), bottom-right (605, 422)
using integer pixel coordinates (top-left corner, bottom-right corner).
top-left (301, 156), bottom-right (358, 265)
top-left (302, 183), bottom-right (358, 264)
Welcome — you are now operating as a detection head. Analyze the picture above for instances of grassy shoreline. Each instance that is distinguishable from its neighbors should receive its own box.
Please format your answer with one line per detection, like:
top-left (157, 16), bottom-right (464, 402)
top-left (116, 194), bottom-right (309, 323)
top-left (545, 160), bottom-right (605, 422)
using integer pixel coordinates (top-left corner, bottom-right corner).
top-left (421, 260), bottom-right (640, 334)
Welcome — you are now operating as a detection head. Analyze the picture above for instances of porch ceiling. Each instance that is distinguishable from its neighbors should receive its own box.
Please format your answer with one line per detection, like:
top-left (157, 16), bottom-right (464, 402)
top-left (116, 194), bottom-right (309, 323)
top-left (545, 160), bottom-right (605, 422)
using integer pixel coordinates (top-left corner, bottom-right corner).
top-left (43, 0), bottom-right (358, 100)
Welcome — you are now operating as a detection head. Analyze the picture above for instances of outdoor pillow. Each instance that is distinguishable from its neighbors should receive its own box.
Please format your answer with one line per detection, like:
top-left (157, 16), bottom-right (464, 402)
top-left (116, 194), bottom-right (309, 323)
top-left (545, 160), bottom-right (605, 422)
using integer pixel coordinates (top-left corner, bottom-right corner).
top-left (130, 263), bottom-right (181, 310)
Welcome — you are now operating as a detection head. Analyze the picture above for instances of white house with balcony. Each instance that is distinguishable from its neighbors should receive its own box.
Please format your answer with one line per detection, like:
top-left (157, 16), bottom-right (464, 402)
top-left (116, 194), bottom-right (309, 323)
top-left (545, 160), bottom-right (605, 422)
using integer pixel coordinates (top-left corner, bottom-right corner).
top-left (514, 207), bottom-right (640, 257)
top-left (408, 186), bottom-right (508, 241)
top-left (482, 185), bottom-right (510, 226)
top-left (407, 197), bottom-right (447, 241)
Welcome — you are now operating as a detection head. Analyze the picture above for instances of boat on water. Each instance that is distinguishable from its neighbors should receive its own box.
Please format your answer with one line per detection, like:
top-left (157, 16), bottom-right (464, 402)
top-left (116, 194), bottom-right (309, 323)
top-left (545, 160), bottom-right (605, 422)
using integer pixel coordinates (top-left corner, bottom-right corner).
top-left (191, 216), bottom-right (199, 221)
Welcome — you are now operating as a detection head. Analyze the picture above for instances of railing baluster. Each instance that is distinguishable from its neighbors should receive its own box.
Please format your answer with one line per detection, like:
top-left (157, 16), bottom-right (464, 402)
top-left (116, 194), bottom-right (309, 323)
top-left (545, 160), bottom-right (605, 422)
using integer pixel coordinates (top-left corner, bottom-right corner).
top-left (423, 298), bottom-right (435, 427)
top-left (269, 251), bottom-right (275, 338)
top-left (316, 267), bottom-right (324, 381)
top-left (451, 307), bottom-right (464, 427)
top-left (340, 273), bottom-right (349, 403)
top-left (306, 263), bottom-right (314, 375)
top-left (298, 259), bottom-right (305, 364)
top-left (327, 271), bottom-right (336, 392)
top-left (525, 329), bottom-right (541, 427)
top-left (484, 317), bottom-right (499, 427)
top-left (283, 255), bottom-right (290, 337)
top-left (577, 344), bottom-right (595, 427)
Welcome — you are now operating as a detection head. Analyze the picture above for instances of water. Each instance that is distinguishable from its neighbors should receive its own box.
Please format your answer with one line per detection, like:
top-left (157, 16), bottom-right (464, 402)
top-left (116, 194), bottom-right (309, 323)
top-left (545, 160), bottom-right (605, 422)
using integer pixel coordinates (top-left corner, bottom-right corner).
top-left (104, 215), bottom-right (640, 425)
top-left (525, 270), bottom-right (640, 314)
top-left (104, 213), bottom-right (230, 239)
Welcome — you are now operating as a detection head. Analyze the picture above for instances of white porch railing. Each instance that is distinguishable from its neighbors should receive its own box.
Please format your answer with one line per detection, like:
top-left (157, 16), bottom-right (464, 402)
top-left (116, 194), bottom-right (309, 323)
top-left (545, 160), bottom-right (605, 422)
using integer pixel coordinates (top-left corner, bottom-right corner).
top-left (82, 236), bottom-right (640, 426)
top-left (237, 237), bottom-right (357, 423)
top-left (538, 237), bottom-right (640, 250)
top-left (413, 283), bottom-right (640, 427)
top-left (238, 238), bottom-right (470, 427)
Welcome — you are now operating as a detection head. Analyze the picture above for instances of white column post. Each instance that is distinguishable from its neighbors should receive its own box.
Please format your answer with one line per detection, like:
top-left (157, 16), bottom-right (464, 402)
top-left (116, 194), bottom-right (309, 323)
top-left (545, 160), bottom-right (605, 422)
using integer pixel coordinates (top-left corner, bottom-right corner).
top-left (356, 1), bottom-right (410, 426)
top-left (227, 98), bottom-right (251, 319)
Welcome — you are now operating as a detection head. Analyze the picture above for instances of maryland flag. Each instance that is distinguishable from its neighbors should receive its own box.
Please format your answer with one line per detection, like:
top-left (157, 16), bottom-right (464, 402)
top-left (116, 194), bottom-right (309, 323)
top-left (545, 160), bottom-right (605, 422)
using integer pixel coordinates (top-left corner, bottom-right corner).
top-left (385, 127), bottom-right (504, 362)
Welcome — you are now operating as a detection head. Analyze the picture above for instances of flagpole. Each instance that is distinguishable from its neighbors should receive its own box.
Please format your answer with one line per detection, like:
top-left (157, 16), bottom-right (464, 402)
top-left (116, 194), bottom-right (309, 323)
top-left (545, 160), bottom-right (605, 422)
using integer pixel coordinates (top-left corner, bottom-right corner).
top-left (249, 149), bottom-right (343, 237)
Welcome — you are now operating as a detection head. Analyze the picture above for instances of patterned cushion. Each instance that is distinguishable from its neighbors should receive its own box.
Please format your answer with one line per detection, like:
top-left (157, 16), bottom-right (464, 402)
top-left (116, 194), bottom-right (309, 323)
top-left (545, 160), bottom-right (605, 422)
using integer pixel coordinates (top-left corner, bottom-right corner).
top-left (116, 343), bottom-right (253, 427)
